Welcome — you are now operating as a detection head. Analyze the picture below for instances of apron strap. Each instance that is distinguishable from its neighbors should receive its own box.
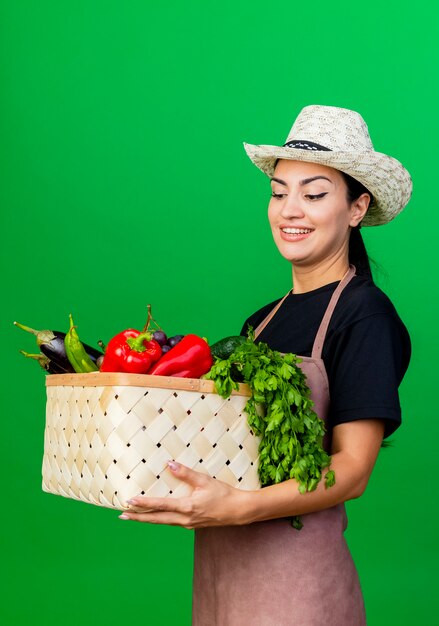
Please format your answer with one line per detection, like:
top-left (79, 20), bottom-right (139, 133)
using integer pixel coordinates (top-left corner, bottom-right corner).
top-left (253, 291), bottom-right (291, 340)
top-left (253, 265), bottom-right (357, 350)
top-left (311, 264), bottom-right (356, 359)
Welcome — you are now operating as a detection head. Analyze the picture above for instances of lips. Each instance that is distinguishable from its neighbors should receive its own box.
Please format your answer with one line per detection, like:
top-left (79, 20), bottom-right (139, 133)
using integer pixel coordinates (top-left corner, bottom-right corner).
top-left (278, 225), bottom-right (314, 242)
top-left (281, 227), bottom-right (313, 234)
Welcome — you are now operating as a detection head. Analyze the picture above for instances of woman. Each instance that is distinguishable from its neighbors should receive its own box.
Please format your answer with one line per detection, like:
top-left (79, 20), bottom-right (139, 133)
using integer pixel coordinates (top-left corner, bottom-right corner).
top-left (119, 105), bottom-right (412, 625)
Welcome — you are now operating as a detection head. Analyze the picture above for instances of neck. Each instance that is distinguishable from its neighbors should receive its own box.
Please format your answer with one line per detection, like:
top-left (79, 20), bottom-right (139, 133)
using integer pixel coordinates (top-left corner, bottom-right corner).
top-left (291, 256), bottom-right (350, 294)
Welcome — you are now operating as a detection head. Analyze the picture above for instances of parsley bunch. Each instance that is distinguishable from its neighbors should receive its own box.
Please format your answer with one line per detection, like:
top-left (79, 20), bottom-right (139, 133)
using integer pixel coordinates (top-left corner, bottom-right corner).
top-left (205, 331), bottom-right (335, 529)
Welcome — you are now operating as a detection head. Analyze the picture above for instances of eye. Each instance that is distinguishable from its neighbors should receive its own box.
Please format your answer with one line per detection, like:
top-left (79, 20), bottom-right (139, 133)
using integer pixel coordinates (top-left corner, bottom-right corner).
top-left (305, 193), bottom-right (328, 200)
top-left (270, 192), bottom-right (286, 199)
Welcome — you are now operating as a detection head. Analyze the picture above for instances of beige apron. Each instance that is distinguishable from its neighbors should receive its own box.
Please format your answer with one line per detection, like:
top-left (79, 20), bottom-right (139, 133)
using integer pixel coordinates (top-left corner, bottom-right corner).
top-left (192, 266), bottom-right (366, 626)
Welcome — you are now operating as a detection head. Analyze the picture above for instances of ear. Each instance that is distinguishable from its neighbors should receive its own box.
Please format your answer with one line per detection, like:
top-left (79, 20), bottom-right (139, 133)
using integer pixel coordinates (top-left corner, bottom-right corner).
top-left (349, 193), bottom-right (371, 227)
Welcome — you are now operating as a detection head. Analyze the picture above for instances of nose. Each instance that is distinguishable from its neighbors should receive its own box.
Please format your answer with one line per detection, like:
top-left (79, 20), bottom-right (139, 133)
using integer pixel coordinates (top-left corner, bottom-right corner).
top-left (280, 193), bottom-right (305, 219)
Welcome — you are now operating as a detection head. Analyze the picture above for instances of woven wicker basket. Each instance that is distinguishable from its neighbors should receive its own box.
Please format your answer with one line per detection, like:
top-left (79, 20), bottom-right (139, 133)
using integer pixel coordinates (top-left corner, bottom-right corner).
top-left (43, 372), bottom-right (260, 511)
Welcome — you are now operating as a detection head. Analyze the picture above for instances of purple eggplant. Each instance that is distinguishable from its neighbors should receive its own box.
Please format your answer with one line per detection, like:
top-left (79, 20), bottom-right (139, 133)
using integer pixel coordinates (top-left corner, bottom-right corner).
top-left (14, 321), bottom-right (102, 372)
top-left (19, 350), bottom-right (73, 374)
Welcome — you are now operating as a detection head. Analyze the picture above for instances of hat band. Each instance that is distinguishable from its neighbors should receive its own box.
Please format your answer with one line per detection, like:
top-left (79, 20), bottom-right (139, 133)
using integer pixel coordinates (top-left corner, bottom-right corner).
top-left (283, 139), bottom-right (332, 152)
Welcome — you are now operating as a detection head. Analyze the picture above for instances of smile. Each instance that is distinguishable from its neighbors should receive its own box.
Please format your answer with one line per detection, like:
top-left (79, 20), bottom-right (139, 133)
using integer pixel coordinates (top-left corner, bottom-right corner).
top-left (281, 228), bottom-right (313, 234)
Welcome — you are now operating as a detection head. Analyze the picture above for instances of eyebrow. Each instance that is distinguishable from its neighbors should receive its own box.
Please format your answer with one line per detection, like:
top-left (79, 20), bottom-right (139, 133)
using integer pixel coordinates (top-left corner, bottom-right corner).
top-left (270, 175), bottom-right (334, 186)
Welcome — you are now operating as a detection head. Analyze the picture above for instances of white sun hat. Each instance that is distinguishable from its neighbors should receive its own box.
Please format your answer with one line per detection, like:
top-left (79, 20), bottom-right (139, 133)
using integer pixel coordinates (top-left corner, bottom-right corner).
top-left (243, 104), bottom-right (412, 226)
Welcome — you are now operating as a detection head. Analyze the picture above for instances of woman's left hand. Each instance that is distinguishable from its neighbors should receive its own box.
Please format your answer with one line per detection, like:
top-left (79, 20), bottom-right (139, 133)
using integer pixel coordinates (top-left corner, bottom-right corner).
top-left (118, 460), bottom-right (252, 529)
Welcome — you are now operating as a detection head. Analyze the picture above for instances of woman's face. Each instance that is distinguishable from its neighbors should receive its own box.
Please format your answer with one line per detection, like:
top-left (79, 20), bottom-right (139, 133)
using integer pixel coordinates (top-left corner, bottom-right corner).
top-left (268, 159), bottom-right (368, 267)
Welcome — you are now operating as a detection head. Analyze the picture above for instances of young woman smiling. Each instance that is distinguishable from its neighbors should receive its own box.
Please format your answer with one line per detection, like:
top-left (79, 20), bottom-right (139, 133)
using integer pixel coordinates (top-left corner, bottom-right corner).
top-left (119, 105), bottom-right (412, 626)
top-left (268, 160), bottom-right (371, 290)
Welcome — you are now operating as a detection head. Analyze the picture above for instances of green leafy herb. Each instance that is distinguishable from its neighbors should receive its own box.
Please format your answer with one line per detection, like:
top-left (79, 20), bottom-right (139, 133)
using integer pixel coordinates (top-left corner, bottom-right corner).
top-left (205, 329), bottom-right (335, 529)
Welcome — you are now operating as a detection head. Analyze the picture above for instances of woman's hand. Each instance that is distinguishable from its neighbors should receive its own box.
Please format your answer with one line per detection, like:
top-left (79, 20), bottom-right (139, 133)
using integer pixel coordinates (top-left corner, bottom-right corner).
top-left (118, 420), bottom-right (385, 528)
top-left (118, 460), bottom-right (252, 529)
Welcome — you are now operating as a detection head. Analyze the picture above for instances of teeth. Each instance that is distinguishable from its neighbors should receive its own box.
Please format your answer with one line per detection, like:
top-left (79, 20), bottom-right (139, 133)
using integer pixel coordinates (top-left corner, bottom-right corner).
top-left (282, 228), bottom-right (313, 234)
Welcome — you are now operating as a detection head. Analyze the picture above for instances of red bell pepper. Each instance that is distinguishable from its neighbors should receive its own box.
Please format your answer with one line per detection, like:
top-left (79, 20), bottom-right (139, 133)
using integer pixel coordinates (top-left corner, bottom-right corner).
top-left (100, 329), bottom-right (162, 374)
top-left (148, 334), bottom-right (213, 378)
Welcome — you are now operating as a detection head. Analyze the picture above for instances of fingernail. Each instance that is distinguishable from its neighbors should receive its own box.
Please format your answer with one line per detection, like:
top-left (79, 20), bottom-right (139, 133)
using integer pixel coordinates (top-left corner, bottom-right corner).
top-left (119, 514), bottom-right (130, 520)
top-left (126, 498), bottom-right (138, 505)
top-left (167, 460), bottom-right (179, 471)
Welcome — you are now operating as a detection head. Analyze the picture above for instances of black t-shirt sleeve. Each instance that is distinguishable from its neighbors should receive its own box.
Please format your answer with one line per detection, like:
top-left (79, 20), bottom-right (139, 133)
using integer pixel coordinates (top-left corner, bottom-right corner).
top-left (326, 313), bottom-right (411, 438)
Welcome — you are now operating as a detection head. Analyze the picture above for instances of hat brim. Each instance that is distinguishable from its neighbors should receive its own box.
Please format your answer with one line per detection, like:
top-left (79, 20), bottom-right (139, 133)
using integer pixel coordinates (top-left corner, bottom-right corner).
top-left (243, 142), bottom-right (413, 226)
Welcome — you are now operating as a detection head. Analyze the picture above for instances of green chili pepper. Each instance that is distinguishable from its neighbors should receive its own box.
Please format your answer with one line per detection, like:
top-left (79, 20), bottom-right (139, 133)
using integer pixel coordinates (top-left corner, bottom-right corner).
top-left (64, 314), bottom-right (98, 373)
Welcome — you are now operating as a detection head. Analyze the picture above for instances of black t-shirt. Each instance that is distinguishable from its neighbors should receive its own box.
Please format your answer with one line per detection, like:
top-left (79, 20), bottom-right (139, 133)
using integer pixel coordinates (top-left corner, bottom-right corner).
top-left (240, 275), bottom-right (411, 438)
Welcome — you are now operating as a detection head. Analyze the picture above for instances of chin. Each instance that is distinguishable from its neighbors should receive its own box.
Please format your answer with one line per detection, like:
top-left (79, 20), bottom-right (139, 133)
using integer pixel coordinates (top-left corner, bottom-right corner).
top-left (275, 244), bottom-right (309, 265)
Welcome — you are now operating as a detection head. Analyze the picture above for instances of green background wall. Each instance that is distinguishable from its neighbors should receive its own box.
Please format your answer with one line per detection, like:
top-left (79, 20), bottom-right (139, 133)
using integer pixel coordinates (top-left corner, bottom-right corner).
top-left (1, 1), bottom-right (436, 624)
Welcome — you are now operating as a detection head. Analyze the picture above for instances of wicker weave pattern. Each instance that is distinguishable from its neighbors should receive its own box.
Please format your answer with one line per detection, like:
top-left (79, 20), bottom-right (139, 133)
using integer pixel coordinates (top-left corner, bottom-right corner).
top-left (43, 380), bottom-right (260, 510)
